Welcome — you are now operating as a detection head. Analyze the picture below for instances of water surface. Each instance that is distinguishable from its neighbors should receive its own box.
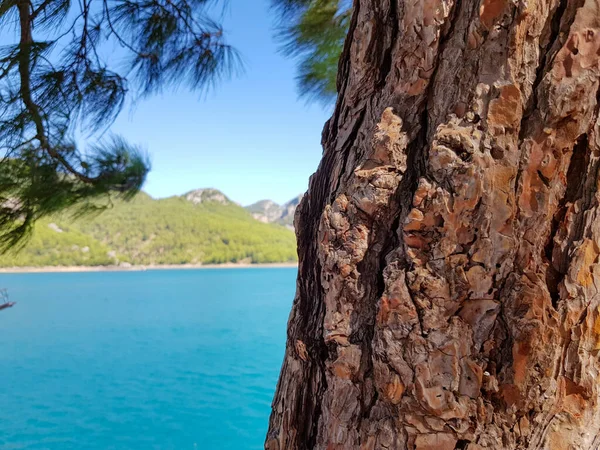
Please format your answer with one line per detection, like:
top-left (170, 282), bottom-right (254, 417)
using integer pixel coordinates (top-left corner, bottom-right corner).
top-left (0, 268), bottom-right (295, 449)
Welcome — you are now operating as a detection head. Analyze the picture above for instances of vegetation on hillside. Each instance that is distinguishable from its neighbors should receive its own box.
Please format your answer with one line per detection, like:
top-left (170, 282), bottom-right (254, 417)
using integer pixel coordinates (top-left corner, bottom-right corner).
top-left (0, 194), bottom-right (297, 267)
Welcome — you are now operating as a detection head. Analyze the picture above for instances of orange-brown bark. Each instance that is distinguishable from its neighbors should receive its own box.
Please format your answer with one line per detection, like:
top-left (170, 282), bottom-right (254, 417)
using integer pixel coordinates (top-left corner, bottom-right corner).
top-left (267, 0), bottom-right (600, 448)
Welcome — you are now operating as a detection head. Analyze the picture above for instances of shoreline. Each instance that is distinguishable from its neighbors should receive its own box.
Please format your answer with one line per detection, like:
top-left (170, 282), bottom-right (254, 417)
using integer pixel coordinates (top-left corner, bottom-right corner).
top-left (0, 262), bottom-right (298, 274)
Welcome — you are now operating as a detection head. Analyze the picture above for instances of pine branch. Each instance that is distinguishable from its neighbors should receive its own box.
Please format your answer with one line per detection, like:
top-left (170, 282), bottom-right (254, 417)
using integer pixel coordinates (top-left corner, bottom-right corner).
top-left (31, 0), bottom-right (55, 20)
top-left (17, 0), bottom-right (96, 184)
top-left (272, 0), bottom-right (350, 103)
top-left (0, 0), bottom-right (237, 250)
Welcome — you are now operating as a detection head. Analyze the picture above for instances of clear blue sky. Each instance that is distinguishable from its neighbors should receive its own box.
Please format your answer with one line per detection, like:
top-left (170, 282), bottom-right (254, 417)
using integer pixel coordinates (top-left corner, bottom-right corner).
top-left (105, 1), bottom-right (330, 206)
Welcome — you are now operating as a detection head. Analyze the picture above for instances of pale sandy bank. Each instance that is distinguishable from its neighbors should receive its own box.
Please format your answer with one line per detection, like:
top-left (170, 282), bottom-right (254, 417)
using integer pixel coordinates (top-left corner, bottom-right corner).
top-left (0, 262), bottom-right (298, 274)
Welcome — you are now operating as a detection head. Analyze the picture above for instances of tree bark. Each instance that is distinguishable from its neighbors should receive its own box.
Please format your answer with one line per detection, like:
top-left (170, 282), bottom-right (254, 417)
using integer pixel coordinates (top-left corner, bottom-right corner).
top-left (266, 0), bottom-right (600, 448)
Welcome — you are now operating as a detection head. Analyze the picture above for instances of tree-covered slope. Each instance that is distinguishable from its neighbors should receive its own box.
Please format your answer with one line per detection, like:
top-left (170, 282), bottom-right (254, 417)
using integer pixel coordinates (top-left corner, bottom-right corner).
top-left (0, 191), bottom-right (297, 267)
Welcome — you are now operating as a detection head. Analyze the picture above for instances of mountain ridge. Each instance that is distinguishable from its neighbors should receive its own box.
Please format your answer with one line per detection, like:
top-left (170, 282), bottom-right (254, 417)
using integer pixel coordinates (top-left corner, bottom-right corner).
top-left (0, 188), bottom-right (299, 268)
top-left (245, 195), bottom-right (302, 229)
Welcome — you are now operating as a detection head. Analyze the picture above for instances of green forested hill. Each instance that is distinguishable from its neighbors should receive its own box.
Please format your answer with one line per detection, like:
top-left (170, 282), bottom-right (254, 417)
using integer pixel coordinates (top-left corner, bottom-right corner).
top-left (0, 190), bottom-right (298, 267)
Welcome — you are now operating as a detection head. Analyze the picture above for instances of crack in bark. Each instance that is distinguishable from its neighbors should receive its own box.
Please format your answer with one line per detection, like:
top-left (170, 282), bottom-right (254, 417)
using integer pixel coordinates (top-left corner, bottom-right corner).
top-left (347, 12), bottom-right (466, 429)
top-left (332, 108), bottom-right (367, 202)
top-left (544, 133), bottom-right (590, 308)
top-left (378, 0), bottom-right (399, 88)
top-left (519, 0), bottom-right (569, 136)
top-left (543, 80), bottom-right (600, 312)
top-left (351, 0), bottom-right (466, 433)
top-left (514, 0), bottom-right (572, 230)
top-left (510, 0), bottom-right (577, 317)
top-left (342, 0), bottom-right (467, 431)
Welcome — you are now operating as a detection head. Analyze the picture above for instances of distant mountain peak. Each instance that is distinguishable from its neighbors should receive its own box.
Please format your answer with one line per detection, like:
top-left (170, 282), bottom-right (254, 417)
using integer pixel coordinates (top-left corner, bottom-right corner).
top-left (247, 199), bottom-right (284, 223)
top-left (183, 188), bottom-right (231, 205)
top-left (245, 194), bottom-right (303, 229)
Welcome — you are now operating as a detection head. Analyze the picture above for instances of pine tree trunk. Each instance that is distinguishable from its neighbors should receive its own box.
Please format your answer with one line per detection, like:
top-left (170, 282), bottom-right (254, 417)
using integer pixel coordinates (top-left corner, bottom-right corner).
top-left (266, 0), bottom-right (600, 448)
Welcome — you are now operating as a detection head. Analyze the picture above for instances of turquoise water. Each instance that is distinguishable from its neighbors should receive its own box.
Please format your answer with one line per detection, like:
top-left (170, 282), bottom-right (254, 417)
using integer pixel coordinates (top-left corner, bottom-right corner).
top-left (0, 268), bottom-right (295, 449)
